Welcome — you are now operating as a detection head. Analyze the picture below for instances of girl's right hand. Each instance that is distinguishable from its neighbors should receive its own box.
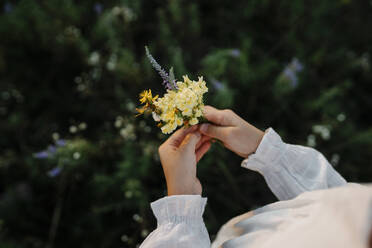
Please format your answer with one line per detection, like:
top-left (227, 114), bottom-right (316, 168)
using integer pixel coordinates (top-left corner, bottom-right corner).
top-left (200, 106), bottom-right (264, 158)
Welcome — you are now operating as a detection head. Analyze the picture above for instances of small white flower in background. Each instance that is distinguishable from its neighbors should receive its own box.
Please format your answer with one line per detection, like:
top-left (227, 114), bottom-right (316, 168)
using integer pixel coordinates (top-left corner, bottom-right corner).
top-left (141, 229), bottom-right (149, 238)
top-left (88, 51), bottom-right (100, 66)
top-left (126, 101), bottom-right (136, 112)
top-left (312, 125), bottom-right (331, 140)
top-left (73, 152), bottom-right (81, 160)
top-left (121, 235), bottom-right (129, 242)
top-left (120, 124), bottom-right (136, 140)
top-left (132, 214), bottom-right (143, 223)
top-left (112, 6), bottom-right (135, 22)
top-left (69, 125), bottom-right (78, 134)
top-left (106, 53), bottom-right (117, 71)
top-left (114, 117), bottom-right (123, 128)
top-left (359, 52), bottom-right (370, 71)
top-left (125, 190), bottom-right (133, 198)
top-left (331, 154), bottom-right (340, 166)
top-left (337, 113), bottom-right (346, 122)
top-left (78, 122), bottom-right (87, 130)
top-left (307, 134), bottom-right (317, 147)
top-left (52, 132), bottom-right (60, 141)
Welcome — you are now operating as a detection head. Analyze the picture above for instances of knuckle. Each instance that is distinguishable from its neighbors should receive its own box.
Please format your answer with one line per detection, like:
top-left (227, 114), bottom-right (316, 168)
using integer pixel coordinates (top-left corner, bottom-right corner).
top-left (216, 110), bottom-right (227, 124)
top-left (223, 109), bottom-right (234, 115)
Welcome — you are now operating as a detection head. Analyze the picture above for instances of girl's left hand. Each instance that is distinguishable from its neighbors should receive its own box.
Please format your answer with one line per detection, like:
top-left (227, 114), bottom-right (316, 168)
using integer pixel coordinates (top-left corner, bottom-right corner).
top-left (158, 125), bottom-right (211, 196)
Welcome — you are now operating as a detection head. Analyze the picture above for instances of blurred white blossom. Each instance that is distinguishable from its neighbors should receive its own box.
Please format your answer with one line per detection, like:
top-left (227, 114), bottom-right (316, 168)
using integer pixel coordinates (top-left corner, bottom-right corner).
top-left (106, 53), bottom-right (117, 71)
top-left (115, 117), bottom-right (123, 128)
top-left (52, 132), bottom-right (60, 141)
top-left (121, 234), bottom-right (129, 242)
top-left (120, 124), bottom-right (136, 140)
top-left (331, 154), bottom-right (340, 166)
top-left (79, 122), bottom-right (87, 130)
top-left (132, 214), bottom-right (143, 223)
top-left (307, 134), bottom-right (316, 147)
top-left (69, 125), bottom-right (78, 134)
top-left (126, 101), bottom-right (136, 112)
top-left (337, 113), bottom-right (346, 122)
top-left (112, 6), bottom-right (136, 22)
top-left (88, 51), bottom-right (100, 66)
top-left (125, 190), bottom-right (133, 198)
top-left (73, 152), bottom-right (81, 160)
top-left (312, 125), bottom-right (331, 140)
top-left (141, 229), bottom-right (149, 238)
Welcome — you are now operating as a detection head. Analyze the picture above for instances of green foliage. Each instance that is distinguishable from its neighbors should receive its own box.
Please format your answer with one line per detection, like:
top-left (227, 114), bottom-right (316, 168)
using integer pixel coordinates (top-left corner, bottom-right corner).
top-left (0, 0), bottom-right (372, 247)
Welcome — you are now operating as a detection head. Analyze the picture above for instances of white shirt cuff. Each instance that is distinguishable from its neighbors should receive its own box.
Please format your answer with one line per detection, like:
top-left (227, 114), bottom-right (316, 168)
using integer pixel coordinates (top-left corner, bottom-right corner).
top-left (151, 195), bottom-right (207, 226)
top-left (241, 128), bottom-right (285, 174)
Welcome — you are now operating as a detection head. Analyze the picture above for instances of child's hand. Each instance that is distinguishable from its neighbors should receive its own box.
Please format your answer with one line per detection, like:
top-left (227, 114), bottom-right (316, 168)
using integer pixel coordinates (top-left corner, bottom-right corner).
top-left (158, 126), bottom-right (211, 196)
top-left (200, 106), bottom-right (264, 158)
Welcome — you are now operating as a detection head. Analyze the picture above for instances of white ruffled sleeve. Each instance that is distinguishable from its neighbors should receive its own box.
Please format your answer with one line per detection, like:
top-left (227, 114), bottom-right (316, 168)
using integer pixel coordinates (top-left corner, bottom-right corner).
top-left (241, 128), bottom-right (347, 201)
top-left (140, 195), bottom-right (210, 248)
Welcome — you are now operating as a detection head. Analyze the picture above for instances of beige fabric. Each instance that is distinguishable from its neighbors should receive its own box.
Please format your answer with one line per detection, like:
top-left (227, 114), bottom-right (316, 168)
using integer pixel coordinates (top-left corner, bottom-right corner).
top-left (211, 211), bottom-right (254, 248)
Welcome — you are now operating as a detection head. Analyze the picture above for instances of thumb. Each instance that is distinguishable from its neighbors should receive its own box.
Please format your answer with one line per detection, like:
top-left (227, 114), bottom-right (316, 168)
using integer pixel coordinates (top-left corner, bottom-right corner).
top-left (179, 132), bottom-right (201, 152)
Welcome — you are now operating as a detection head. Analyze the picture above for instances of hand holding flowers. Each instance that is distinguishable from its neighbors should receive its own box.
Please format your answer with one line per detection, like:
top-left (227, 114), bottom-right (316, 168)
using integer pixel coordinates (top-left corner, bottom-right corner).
top-left (158, 125), bottom-right (211, 196)
top-left (200, 106), bottom-right (264, 158)
top-left (137, 47), bottom-right (264, 196)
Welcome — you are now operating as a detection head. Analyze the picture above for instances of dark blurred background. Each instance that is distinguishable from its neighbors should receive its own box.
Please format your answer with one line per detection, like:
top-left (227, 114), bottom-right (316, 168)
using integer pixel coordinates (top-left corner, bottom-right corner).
top-left (0, 0), bottom-right (372, 247)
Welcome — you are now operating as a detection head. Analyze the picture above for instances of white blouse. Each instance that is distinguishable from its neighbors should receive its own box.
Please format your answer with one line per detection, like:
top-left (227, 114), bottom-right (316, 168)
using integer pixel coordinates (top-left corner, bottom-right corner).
top-left (140, 128), bottom-right (372, 248)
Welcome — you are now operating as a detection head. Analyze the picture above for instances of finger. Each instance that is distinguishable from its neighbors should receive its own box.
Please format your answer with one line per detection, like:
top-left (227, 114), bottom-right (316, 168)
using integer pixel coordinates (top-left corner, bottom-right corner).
top-left (166, 125), bottom-right (198, 148)
top-left (196, 141), bottom-right (211, 162)
top-left (179, 131), bottom-right (201, 152)
top-left (196, 135), bottom-right (211, 150)
top-left (199, 123), bottom-right (230, 142)
top-left (203, 105), bottom-right (236, 126)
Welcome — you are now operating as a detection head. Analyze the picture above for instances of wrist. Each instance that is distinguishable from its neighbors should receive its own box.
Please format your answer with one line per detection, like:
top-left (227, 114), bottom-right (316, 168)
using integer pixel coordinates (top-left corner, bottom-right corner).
top-left (167, 180), bottom-right (202, 196)
top-left (241, 125), bottom-right (265, 158)
top-left (252, 129), bottom-right (265, 153)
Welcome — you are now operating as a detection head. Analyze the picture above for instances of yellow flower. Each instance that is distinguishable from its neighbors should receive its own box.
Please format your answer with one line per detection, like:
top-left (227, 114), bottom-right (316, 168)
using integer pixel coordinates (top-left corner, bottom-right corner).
top-left (139, 89), bottom-right (158, 104)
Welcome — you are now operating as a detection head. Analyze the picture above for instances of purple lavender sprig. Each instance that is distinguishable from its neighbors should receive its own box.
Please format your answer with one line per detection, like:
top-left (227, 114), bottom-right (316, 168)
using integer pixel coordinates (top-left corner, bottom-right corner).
top-left (145, 46), bottom-right (178, 90)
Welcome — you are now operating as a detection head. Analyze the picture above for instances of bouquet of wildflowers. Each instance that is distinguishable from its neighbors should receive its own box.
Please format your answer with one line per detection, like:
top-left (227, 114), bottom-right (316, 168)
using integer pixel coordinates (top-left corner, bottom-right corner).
top-left (136, 47), bottom-right (208, 134)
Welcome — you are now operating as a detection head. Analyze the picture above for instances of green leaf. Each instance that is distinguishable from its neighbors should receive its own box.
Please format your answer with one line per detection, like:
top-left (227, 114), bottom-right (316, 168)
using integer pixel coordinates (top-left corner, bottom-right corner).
top-left (169, 66), bottom-right (175, 83)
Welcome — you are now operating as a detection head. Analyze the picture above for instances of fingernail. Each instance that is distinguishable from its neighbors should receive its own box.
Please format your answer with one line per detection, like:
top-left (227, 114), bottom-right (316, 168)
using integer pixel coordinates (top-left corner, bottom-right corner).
top-left (200, 124), bottom-right (208, 132)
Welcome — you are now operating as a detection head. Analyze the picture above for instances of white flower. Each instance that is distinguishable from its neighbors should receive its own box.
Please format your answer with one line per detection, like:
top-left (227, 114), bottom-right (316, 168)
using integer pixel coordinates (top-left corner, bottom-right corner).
top-left (69, 125), bottom-right (78, 133)
top-left (152, 112), bottom-right (161, 122)
top-left (79, 122), bottom-right (87, 130)
top-left (73, 152), bottom-right (81, 160)
top-left (88, 51), bottom-right (100, 65)
top-left (52, 132), bottom-right (60, 141)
